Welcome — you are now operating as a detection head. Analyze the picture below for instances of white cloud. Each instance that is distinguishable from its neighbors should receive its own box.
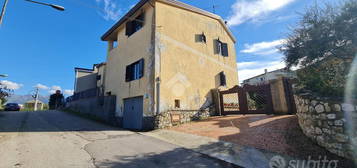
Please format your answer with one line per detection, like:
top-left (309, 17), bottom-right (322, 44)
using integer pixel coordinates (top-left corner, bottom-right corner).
top-left (227, 0), bottom-right (295, 26)
top-left (64, 90), bottom-right (74, 96)
top-left (241, 39), bottom-right (285, 55)
top-left (0, 80), bottom-right (23, 90)
top-left (96, 0), bottom-right (122, 21)
top-left (34, 83), bottom-right (49, 90)
top-left (49, 85), bottom-right (62, 94)
top-left (238, 61), bottom-right (286, 83)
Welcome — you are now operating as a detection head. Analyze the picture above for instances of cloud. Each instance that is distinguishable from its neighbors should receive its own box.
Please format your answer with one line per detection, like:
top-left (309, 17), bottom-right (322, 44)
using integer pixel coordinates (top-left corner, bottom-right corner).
top-left (227, 0), bottom-right (295, 26)
top-left (34, 83), bottom-right (49, 90)
top-left (64, 90), bottom-right (74, 96)
top-left (241, 39), bottom-right (285, 55)
top-left (238, 61), bottom-right (286, 83)
top-left (0, 80), bottom-right (23, 90)
top-left (49, 85), bottom-right (62, 94)
top-left (96, 0), bottom-right (122, 21)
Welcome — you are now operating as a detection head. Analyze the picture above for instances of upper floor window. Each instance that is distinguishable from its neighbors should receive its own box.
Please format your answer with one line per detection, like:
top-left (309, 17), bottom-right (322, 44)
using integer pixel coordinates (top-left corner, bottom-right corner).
top-left (125, 59), bottom-right (144, 82)
top-left (195, 33), bottom-right (206, 43)
top-left (219, 71), bottom-right (227, 86)
top-left (214, 39), bottom-right (229, 57)
top-left (125, 12), bottom-right (145, 37)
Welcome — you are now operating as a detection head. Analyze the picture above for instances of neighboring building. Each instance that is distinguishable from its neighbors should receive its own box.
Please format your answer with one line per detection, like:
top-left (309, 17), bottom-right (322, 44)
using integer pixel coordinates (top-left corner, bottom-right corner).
top-left (243, 68), bottom-right (296, 85)
top-left (24, 100), bottom-right (44, 111)
top-left (74, 62), bottom-right (106, 95)
top-left (71, 0), bottom-right (239, 130)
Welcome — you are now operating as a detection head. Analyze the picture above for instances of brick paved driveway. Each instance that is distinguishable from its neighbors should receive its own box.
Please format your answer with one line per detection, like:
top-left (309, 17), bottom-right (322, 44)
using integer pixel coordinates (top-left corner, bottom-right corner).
top-left (169, 114), bottom-right (354, 166)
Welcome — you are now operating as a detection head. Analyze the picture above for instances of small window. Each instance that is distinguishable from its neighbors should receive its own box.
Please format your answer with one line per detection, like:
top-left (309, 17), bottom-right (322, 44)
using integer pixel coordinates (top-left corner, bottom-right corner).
top-left (195, 33), bottom-right (206, 43)
top-left (214, 39), bottom-right (229, 57)
top-left (96, 75), bottom-right (101, 80)
top-left (175, 99), bottom-right (180, 108)
top-left (219, 71), bottom-right (227, 86)
top-left (125, 59), bottom-right (144, 82)
top-left (125, 12), bottom-right (145, 37)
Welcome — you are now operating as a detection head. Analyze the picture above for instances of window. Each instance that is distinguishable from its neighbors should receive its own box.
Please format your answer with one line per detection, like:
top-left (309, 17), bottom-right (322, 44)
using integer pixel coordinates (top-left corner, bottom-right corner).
top-left (175, 99), bottom-right (180, 108)
top-left (219, 71), bottom-right (227, 86)
top-left (96, 75), bottom-right (101, 80)
top-left (214, 39), bottom-right (229, 57)
top-left (125, 59), bottom-right (144, 82)
top-left (195, 33), bottom-right (206, 43)
top-left (125, 12), bottom-right (145, 37)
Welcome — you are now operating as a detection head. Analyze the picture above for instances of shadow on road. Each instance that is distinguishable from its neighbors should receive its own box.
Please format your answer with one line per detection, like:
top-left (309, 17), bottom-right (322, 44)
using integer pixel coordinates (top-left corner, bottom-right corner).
top-left (95, 145), bottom-right (240, 168)
top-left (0, 110), bottom-right (121, 132)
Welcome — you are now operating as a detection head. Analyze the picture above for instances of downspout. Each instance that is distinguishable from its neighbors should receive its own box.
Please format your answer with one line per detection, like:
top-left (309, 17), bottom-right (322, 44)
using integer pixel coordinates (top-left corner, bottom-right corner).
top-left (148, 0), bottom-right (160, 115)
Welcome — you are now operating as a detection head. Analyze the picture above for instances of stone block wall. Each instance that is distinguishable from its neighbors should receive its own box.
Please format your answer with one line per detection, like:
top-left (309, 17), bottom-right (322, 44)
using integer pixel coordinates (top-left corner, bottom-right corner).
top-left (154, 110), bottom-right (210, 129)
top-left (294, 95), bottom-right (357, 159)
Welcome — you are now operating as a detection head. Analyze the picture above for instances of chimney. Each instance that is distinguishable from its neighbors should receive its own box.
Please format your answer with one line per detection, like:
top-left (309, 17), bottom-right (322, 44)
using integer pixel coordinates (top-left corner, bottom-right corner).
top-left (264, 69), bottom-right (268, 74)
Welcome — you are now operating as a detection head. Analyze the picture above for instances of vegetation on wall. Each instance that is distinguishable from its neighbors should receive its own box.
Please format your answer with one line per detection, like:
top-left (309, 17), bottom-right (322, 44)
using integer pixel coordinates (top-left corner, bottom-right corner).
top-left (281, 0), bottom-right (357, 97)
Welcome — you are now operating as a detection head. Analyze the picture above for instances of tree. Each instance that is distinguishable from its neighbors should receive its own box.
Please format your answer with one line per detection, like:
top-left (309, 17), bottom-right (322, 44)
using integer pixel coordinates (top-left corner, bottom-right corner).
top-left (0, 84), bottom-right (12, 107)
top-left (281, 0), bottom-right (357, 97)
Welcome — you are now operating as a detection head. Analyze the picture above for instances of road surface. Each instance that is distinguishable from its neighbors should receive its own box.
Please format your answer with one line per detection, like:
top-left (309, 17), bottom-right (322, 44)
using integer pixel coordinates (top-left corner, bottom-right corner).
top-left (0, 110), bottom-right (234, 168)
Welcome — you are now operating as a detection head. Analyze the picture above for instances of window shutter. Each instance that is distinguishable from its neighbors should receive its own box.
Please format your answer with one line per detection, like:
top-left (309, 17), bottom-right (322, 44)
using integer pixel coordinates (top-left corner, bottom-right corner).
top-left (221, 43), bottom-right (229, 57)
top-left (214, 39), bottom-right (221, 54)
top-left (137, 12), bottom-right (145, 26)
top-left (125, 21), bottom-right (133, 36)
top-left (125, 65), bottom-right (132, 82)
top-left (139, 59), bottom-right (144, 78)
top-left (202, 34), bottom-right (206, 43)
top-left (219, 72), bottom-right (227, 86)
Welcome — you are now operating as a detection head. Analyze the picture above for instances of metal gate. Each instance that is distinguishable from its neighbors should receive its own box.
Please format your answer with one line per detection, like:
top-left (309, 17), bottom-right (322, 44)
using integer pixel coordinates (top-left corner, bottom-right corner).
top-left (219, 84), bottom-right (273, 115)
top-left (123, 97), bottom-right (143, 130)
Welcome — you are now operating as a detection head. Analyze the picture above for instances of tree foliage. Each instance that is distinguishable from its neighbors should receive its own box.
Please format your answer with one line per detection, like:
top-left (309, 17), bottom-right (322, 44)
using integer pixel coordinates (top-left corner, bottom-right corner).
top-left (0, 82), bottom-right (13, 106)
top-left (281, 0), bottom-right (357, 97)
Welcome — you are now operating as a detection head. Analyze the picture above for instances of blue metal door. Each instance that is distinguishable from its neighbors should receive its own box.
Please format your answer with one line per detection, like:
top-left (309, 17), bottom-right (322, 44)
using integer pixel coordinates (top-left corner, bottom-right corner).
top-left (123, 97), bottom-right (143, 130)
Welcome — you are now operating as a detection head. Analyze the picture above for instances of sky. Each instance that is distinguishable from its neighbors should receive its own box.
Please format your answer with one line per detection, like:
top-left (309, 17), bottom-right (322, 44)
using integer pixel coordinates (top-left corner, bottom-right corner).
top-left (0, 0), bottom-right (339, 96)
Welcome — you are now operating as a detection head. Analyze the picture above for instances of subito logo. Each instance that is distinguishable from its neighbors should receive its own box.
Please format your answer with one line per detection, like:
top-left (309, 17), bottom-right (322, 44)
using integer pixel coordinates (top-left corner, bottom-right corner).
top-left (269, 155), bottom-right (286, 168)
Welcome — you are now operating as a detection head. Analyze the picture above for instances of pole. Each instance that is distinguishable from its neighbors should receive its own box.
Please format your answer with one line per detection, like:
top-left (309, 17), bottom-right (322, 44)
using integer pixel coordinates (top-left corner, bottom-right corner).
top-left (0, 0), bottom-right (9, 26)
top-left (34, 87), bottom-right (39, 111)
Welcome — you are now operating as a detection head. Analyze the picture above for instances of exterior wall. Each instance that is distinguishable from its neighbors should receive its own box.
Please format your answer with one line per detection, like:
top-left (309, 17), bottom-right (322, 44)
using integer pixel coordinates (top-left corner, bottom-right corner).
top-left (155, 1), bottom-right (239, 112)
top-left (243, 70), bottom-right (296, 85)
top-left (75, 71), bottom-right (98, 93)
top-left (295, 94), bottom-right (357, 160)
top-left (96, 65), bottom-right (106, 96)
top-left (67, 96), bottom-right (117, 125)
top-left (104, 4), bottom-right (155, 118)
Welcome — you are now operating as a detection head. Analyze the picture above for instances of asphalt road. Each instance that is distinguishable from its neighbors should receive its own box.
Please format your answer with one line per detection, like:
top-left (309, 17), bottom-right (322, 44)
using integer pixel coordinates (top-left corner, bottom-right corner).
top-left (0, 110), bottom-right (233, 168)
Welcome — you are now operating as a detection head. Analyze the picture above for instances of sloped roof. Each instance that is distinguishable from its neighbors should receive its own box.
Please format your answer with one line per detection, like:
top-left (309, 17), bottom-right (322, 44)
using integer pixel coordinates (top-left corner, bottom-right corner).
top-left (101, 0), bottom-right (236, 42)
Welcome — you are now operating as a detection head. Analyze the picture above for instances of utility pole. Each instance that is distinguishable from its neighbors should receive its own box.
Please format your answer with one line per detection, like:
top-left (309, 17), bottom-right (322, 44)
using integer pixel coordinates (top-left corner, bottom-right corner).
top-left (0, 0), bottom-right (9, 26)
top-left (0, 0), bottom-right (64, 27)
top-left (33, 87), bottom-right (39, 111)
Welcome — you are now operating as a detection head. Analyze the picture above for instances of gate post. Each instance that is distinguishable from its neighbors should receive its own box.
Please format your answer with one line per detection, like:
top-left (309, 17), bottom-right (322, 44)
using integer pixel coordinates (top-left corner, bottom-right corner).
top-left (211, 89), bottom-right (222, 116)
top-left (238, 87), bottom-right (248, 114)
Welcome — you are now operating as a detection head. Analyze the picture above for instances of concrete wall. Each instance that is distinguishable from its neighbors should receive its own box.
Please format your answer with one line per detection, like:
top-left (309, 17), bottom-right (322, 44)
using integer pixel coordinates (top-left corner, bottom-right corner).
top-left (295, 94), bottom-right (357, 160)
top-left (68, 96), bottom-right (117, 125)
top-left (155, 1), bottom-right (239, 112)
top-left (96, 65), bottom-right (106, 96)
top-left (75, 71), bottom-right (98, 93)
top-left (104, 3), bottom-right (156, 118)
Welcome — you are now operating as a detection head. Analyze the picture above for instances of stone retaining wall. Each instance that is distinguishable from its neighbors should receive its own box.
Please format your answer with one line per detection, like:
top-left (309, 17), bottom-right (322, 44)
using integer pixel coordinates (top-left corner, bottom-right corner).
top-left (154, 110), bottom-right (210, 129)
top-left (294, 95), bottom-right (357, 159)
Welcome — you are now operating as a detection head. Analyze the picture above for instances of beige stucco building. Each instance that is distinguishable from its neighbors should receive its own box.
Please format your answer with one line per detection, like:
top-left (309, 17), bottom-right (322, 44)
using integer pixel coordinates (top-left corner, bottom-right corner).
top-left (74, 0), bottom-right (239, 130)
